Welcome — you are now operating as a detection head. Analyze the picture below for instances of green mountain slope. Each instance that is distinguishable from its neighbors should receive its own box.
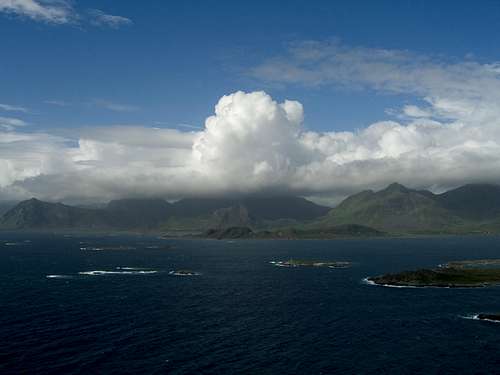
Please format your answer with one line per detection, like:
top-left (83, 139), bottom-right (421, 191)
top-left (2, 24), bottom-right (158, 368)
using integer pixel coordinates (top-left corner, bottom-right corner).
top-left (319, 183), bottom-right (464, 233)
top-left (5, 183), bottom-right (500, 235)
top-left (436, 184), bottom-right (500, 220)
top-left (171, 196), bottom-right (330, 221)
top-left (0, 201), bottom-right (17, 217)
top-left (0, 198), bottom-right (108, 230)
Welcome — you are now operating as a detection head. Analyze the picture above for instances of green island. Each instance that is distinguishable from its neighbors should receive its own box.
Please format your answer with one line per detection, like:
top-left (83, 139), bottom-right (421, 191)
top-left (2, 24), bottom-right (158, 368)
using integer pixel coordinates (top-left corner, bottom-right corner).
top-left (368, 259), bottom-right (500, 288)
top-left (444, 259), bottom-right (500, 269)
top-left (271, 259), bottom-right (352, 268)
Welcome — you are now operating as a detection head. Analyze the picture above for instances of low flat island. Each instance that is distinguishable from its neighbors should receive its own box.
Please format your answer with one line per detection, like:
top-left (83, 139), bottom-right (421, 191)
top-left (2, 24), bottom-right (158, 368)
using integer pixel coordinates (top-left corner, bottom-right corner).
top-left (368, 259), bottom-right (500, 288)
top-left (271, 259), bottom-right (352, 268)
top-left (169, 270), bottom-right (200, 276)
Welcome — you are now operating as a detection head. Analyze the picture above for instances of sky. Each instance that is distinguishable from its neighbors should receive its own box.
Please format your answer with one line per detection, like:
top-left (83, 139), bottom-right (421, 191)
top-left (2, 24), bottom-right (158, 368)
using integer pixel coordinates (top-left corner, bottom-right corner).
top-left (2, 0), bottom-right (500, 205)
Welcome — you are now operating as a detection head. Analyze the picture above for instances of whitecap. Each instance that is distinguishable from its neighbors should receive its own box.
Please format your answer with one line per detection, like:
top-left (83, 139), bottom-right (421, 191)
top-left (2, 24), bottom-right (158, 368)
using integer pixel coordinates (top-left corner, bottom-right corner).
top-left (361, 277), bottom-right (376, 286)
top-left (270, 261), bottom-right (291, 267)
top-left (361, 277), bottom-right (420, 288)
top-left (168, 270), bottom-right (201, 276)
top-left (361, 277), bottom-right (479, 289)
top-left (46, 274), bottom-right (73, 279)
top-left (461, 314), bottom-right (480, 321)
top-left (462, 314), bottom-right (500, 323)
top-left (80, 247), bottom-right (104, 251)
top-left (79, 270), bottom-right (158, 276)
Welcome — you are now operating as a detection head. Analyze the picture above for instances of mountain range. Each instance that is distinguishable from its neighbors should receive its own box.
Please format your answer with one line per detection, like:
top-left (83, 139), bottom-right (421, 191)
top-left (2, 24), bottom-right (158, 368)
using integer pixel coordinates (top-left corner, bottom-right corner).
top-left (2, 183), bottom-right (500, 236)
top-left (0, 195), bottom-right (330, 234)
top-left (318, 183), bottom-right (500, 234)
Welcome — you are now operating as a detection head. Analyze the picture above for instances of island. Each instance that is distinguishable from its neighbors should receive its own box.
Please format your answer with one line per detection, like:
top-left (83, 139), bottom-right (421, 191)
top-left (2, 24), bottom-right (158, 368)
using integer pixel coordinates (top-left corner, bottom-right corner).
top-left (270, 259), bottom-right (352, 268)
top-left (367, 259), bottom-right (500, 288)
top-left (202, 224), bottom-right (384, 240)
top-left (475, 313), bottom-right (500, 322)
top-left (80, 245), bottom-right (137, 251)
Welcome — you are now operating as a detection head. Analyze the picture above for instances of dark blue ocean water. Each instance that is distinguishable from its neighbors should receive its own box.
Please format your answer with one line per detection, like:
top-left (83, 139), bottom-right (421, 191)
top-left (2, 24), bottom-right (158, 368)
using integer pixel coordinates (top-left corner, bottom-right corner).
top-left (1, 233), bottom-right (500, 374)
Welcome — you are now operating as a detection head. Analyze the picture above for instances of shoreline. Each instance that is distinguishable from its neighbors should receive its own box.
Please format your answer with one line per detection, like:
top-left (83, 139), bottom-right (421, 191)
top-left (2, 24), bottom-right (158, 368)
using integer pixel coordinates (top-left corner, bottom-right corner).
top-left (363, 277), bottom-right (489, 289)
top-left (2, 229), bottom-right (500, 241)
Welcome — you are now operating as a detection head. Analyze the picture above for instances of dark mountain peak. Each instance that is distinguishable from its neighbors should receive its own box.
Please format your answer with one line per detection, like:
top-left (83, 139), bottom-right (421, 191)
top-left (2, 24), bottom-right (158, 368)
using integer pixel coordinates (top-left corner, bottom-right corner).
top-left (213, 204), bottom-right (255, 229)
top-left (326, 182), bottom-right (454, 232)
top-left (171, 196), bottom-right (330, 221)
top-left (240, 196), bottom-right (330, 220)
top-left (0, 198), bottom-right (106, 230)
top-left (382, 183), bottom-right (409, 193)
top-left (21, 197), bottom-right (42, 206)
top-left (15, 197), bottom-right (57, 210)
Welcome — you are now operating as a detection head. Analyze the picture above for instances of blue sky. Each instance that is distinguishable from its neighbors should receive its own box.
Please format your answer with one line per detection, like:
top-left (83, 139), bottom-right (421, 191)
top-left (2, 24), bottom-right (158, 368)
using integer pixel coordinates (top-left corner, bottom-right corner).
top-left (3, 1), bottom-right (500, 133)
top-left (3, 1), bottom-right (500, 203)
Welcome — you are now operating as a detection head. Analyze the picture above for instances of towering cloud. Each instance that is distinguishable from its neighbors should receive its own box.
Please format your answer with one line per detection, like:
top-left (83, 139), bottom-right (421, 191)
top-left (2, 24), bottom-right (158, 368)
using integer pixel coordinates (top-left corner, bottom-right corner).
top-left (192, 91), bottom-right (307, 195)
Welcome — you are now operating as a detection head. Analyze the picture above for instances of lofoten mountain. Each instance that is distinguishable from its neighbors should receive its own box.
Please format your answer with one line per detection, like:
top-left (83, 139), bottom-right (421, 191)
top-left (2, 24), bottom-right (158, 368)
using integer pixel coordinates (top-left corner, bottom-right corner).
top-left (0, 195), bottom-right (330, 232)
top-left (320, 183), bottom-right (500, 233)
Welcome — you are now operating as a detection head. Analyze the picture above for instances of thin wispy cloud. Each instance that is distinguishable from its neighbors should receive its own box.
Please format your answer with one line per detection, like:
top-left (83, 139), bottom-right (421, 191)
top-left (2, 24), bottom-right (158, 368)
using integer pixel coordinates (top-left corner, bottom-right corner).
top-left (0, 116), bottom-right (27, 131)
top-left (46, 99), bottom-right (137, 111)
top-left (177, 123), bottom-right (203, 130)
top-left (0, 0), bottom-right (132, 28)
top-left (0, 0), bottom-right (75, 24)
top-left (154, 122), bottom-right (203, 130)
top-left (0, 103), bottom-right (28, 112)
top-left (92, 100), bottom-right (139, 112)
top-left (250, 40), bottom-right (500, 124)
top-left (44, 100), bottom-right (69, 107)
top-left (88, 9), bottom-right (132, 29)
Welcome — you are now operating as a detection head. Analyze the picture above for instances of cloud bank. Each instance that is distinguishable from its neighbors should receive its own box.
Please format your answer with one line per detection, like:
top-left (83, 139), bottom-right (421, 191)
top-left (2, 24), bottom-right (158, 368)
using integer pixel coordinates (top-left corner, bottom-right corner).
top-left (3, 42), bottom-right (500, 203)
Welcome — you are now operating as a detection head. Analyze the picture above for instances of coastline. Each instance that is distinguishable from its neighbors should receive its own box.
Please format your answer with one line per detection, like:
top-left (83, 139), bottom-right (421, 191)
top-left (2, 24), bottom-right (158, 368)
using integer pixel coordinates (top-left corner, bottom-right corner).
top-left (2, 228), bottom-right (500, 241)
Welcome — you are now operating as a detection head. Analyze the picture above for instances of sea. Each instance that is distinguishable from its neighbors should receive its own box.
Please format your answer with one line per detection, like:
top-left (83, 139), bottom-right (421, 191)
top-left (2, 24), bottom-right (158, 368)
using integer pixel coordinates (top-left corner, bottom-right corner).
top-left (1, 233), bottom-right (500, 374)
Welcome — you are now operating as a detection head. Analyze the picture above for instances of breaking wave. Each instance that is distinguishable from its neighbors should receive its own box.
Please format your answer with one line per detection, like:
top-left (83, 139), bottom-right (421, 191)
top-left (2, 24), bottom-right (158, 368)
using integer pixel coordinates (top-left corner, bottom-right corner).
top-left (46, 274), bottom-right (74, 279)
top-left (79, 270), bottom-right (158, 276)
